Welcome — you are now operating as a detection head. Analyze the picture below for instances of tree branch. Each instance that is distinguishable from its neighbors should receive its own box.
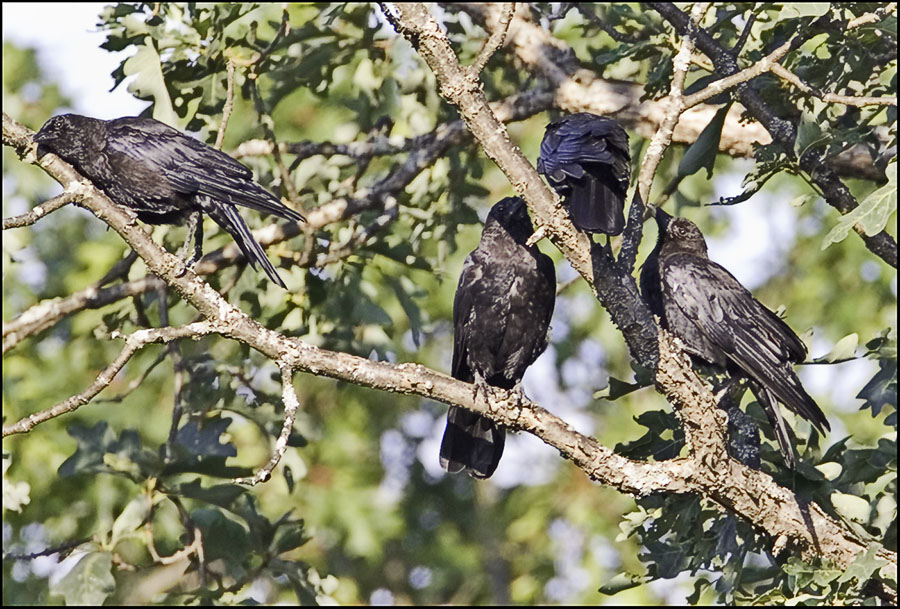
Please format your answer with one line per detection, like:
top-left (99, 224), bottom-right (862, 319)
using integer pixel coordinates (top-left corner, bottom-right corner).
top-left (637, 2), bottom-right (709, 205)
top-left (467, 2), bottom-right (515, 77)
top-left (2, 191), bottom-right (76, 229)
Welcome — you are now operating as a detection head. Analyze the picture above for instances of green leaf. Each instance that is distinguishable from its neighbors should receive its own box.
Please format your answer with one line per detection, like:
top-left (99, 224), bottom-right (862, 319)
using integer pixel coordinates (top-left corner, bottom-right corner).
top-left (110, 495), bottom-right (151, 545)
top-left (272, 521), bottom-right (310, 555)
top-left (857, 359), bottom-right (898, 416)
top-left (678, 102), bottom-right (731, 179)
top-left (593, 375), bottom-right (647, 400)
top-left (123, 37), bottom-right (177, 126)
top-left (51, 551), bottom-right (116, 606)
top-left (831, 491), bottom-right (871, 523)
top-left (822, 163), bottom-right (897, 249)
top-left (598, 572), bottom-right (647, 595)
top-left (171, 478), bottom-right (246, 509)
top-left (789, 193), bottom-right (817, 207)
top-left (815, 462), bottom-right (842, 480)
top-left (190, 508), bottom-right (252, 562)
top-left (838, 543), bottom-right (888, 584)
top-left (794, 112), bottom-right (829, 158)
top-left (779, 4), bottom-right (831, 19)
top-left (812, 333), bottom-right (859, 363)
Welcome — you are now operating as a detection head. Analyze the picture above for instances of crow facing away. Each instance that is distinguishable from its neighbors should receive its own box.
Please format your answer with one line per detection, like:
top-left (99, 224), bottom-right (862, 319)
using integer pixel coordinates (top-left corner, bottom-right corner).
top-left (640, 210), bottom-right (830, 468)
top-left (33, 114), bottom-right (306, 288)
top-left (537, 113), bottom-right (631, 235)
top-left (440, 197), bottom-right (556, 479)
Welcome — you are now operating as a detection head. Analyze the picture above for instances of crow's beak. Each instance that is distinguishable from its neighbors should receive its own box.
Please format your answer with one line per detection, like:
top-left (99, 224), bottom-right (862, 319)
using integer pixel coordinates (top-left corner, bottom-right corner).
top-left (654, 206), bottom-right (673, 232)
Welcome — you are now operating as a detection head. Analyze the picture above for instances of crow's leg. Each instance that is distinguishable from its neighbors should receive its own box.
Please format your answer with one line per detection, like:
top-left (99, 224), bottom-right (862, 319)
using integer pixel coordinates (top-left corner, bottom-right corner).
top-left (472, 370), bottom-right (490, 405)
top-left (176, 211), bottom-right (204, 275)
top-left (511, 380), bottom-right (527, 406)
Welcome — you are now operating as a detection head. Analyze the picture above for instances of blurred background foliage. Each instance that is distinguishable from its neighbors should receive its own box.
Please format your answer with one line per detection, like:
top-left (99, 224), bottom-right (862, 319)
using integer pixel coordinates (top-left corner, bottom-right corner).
top-left (2, 2), bottom-right (896, 605)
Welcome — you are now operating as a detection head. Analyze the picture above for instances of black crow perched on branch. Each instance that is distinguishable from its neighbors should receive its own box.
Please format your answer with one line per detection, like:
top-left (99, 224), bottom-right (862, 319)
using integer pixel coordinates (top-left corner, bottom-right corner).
top-left (640, 210), bottom-right (830, 468)
top-left (33, 114), bottom-right (305, 288)
top-left (440, 197), bottom-right (556, 479)
top-left (537, 113), bottom-right (631, 235)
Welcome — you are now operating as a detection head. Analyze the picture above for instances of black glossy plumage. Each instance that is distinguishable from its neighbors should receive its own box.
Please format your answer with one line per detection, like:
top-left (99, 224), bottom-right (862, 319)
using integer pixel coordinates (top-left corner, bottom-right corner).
top-left (440, 197), bottom-right (556, 479)
top-left (537, 113), bottom-right (631, 235)
top-left (33, 114), bottom-right (305, 288)
top-left (639, 206), bottom-right (673, 324)
top-left (648, 215), bottom-right (829, 468)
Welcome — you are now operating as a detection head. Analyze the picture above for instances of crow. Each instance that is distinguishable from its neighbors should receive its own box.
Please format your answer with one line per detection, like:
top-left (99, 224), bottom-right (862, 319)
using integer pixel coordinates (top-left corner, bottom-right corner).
top-left (440, 197), bottom-right (556, 479)
top-left (33, 114), bottom-right (305, 288)
top-left (537, 113), bottom-right (631, 235)
top-left (641, 211), bottom-right (830, 468)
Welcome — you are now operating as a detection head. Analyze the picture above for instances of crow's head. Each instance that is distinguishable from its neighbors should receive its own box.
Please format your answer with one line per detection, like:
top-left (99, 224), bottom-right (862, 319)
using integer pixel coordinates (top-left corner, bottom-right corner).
top-left (486, 196), bottom-right (534, 244)
top-left (664, 216), bottom-right (708, 257)
top-left (33, 114), bottom-right (104, 161)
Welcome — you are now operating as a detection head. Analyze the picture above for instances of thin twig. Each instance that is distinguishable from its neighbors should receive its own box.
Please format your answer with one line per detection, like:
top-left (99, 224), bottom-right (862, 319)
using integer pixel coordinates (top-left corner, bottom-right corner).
top-left (847, 3), bottom-right (897, 29)
top-left (2, 537), bottom-right (91, 561)
top-left (248, 78), bottom-right (300, 204)
top-left (771, 63), bottom-right (898, 107)
top-left (214, 60), bottom-right (236, 150)
top-left (2, 322), bottom-right (221, 436)
top-left (94, 250), bottom-right (141, 288)
top-left (732, 12), bottom-right (755, 54)
top-left (468, 3), bottom-right (515, 77)
top-left (94, 350), bottom-right (168, 403)
top-left (3, 191), bottom-right (77, 229)
top-left (232, 364), bottom-right (301, 486)
top-left (682, 38), bottom-right (794, 110)
top-left (637, 3), bottom-right (710, 207)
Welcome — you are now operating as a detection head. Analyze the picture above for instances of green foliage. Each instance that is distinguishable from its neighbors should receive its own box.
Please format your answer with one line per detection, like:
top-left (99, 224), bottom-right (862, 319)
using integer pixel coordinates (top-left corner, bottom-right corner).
top-left (823, 160), bottom-right (898, 248)
top-left (2, 2), bottom-right (896, 606)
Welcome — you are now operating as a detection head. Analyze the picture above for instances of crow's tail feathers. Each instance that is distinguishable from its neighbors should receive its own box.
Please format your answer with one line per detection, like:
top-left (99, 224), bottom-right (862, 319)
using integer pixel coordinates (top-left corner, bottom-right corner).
top-left (201, 198), bottom-right (288, 288)
top-left (232, 186), bottom-right (306, 223)
top-left (568, 173), bottom-right (625, 235)
top-left (197, 176), bottom-right (306, 224)
top-left (757, 386), bottom-right (797, 469)
top-left (771, 370), bottom-right (831, 435)
top-left (440, 406), bottom-right (506, 479)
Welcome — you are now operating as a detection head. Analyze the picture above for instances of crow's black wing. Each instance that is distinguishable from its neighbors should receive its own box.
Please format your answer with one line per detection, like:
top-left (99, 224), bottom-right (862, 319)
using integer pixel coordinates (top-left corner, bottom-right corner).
top-left (538, 114), bottom-right (630, 234)
top-left (492, 249), bottom-right (555, 381)
top-left (106, 118), bottom-right (304, 222)
top-left (538, 114), bottom-right (628, 178)
top-left (662, 254), bottom-right (828, 432)
top-left (451, 248), bottom-right (515, 383)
